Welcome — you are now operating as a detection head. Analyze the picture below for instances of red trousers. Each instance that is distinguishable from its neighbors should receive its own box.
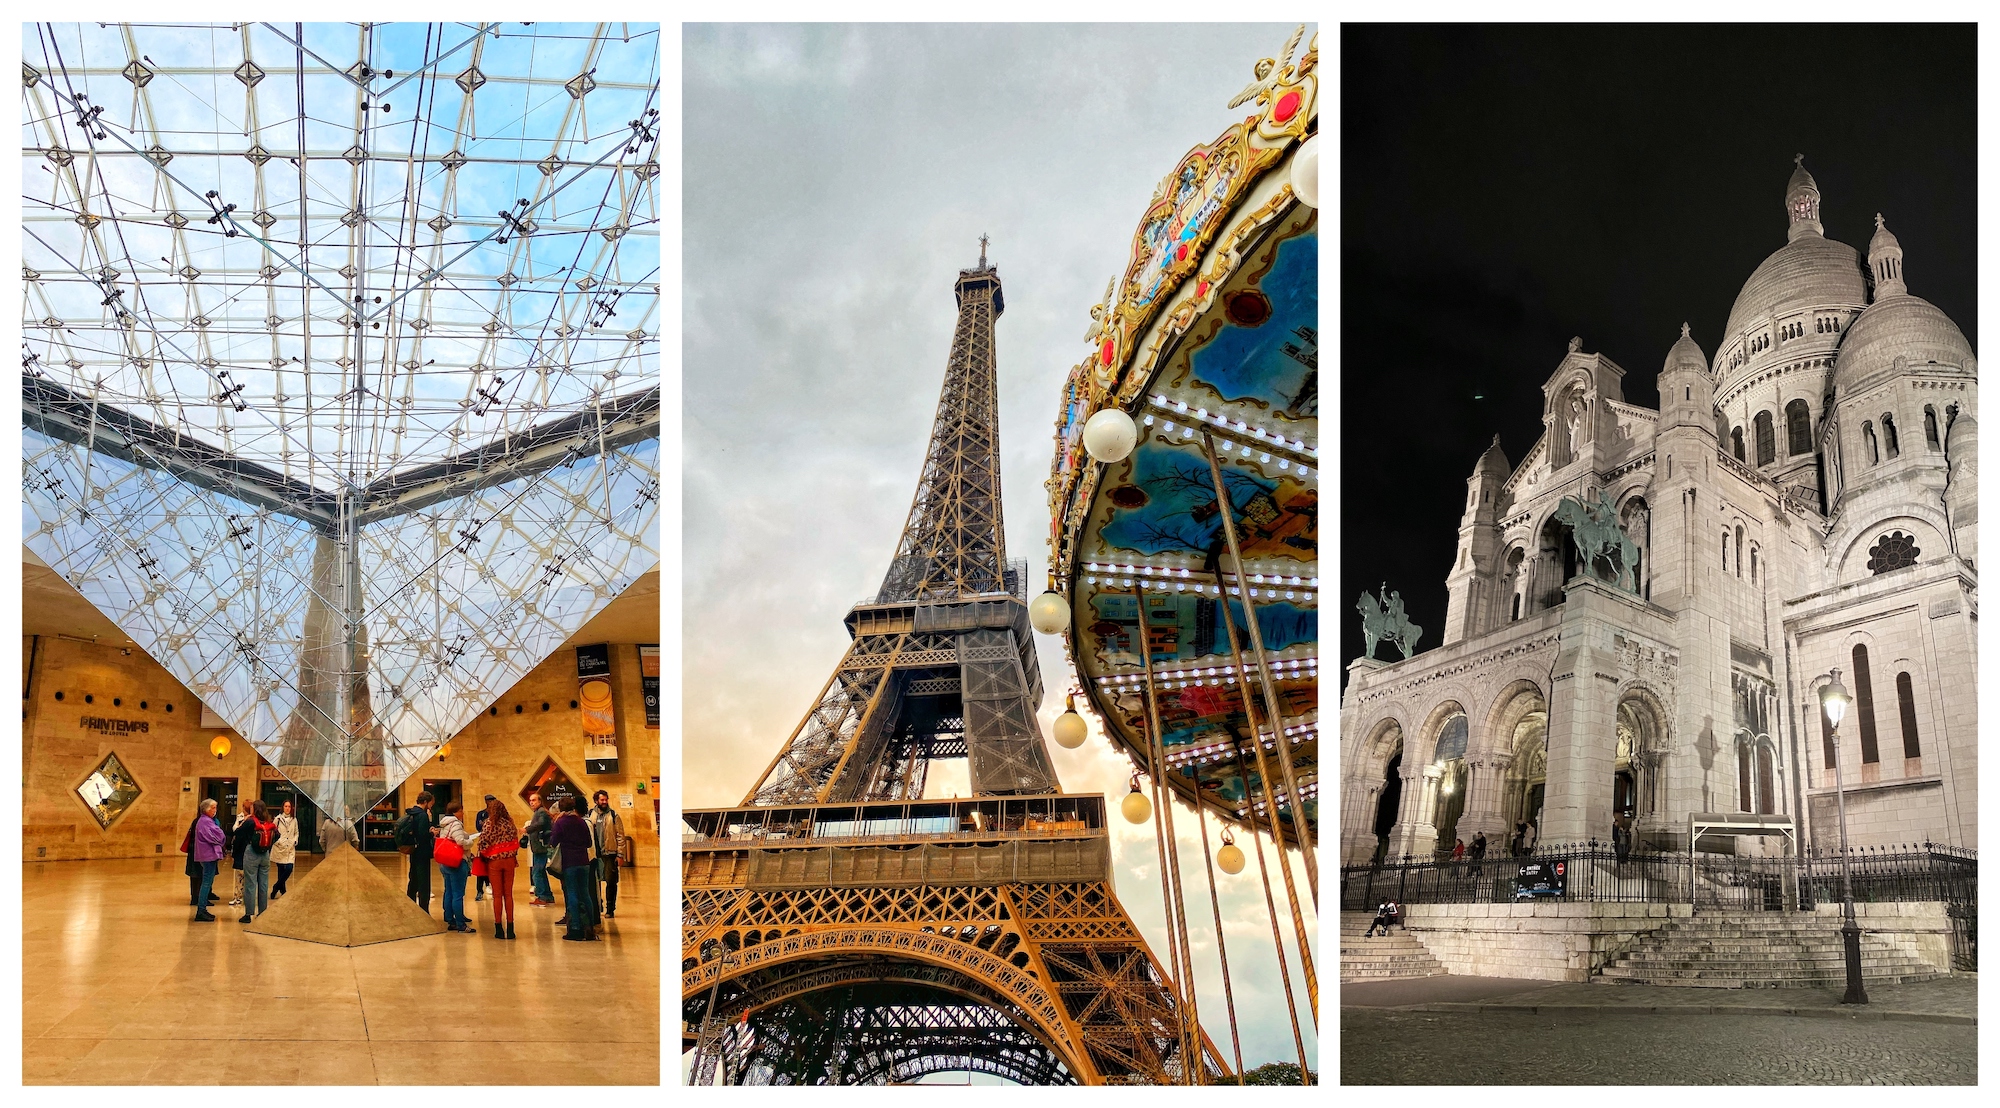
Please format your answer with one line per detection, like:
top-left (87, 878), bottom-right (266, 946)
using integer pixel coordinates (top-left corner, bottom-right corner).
top-left (487, 855), bottom-right (518, 923)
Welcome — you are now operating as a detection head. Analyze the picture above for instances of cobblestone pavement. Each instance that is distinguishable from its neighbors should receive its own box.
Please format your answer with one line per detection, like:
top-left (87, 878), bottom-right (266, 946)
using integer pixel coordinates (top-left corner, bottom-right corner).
top-left (1342, 1008), bottom-right (1977, 1084)
top-left (1343, 973), bottom-right (1977, 1023)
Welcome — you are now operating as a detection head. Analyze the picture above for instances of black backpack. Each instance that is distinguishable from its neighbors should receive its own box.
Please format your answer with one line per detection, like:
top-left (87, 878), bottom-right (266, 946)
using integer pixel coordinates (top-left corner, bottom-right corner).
top-left (395, 809), bottom-right (425, 853)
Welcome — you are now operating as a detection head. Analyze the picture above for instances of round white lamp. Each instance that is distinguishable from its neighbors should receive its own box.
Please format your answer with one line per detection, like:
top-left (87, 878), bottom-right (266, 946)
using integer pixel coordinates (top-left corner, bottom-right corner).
top-left (1028, 591), bottom-right (1071, 634)
top-left (1217, 827), bottom-right (1246, 875)
top-left (1120, 776), bottom-right (1152, 824)
top-left (1083, 407), bottom-right (1138, 464)
top-left (1052, 696), bottom-right (1087, 749)
top-left (1291, 133), bottom-right (1318, 209)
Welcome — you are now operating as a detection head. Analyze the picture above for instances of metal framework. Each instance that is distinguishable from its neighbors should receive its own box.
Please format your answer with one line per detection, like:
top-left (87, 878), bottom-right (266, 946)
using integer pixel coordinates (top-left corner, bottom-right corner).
top-left (743, 252), bottom-right (1055, 806)
top-left (21, 23), bottom-right (661, 825)
top-left (686, 253), bottom-right (1222, 1085)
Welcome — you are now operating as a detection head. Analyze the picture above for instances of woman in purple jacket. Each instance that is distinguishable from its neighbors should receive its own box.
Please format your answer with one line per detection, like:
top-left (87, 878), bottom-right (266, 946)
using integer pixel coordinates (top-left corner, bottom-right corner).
top-left (550, 798), bottom-right (598, 942)
top-left (191, 799), bottom-right (227, 922)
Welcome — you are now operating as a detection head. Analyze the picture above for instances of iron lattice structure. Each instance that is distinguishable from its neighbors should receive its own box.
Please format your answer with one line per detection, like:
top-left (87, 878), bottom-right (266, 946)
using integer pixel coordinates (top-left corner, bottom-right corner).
top-left (744, 253), bottom-right (1055, 806)
top-left (21, 23), bottom-right (661, 825)
top-left (686, 256), bottom-right (1223, 1085)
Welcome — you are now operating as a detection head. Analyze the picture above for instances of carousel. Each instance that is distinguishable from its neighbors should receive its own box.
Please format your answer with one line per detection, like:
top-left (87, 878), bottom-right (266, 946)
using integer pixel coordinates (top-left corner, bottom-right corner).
top-left (1030, 25), bottom-right (1319, 1080)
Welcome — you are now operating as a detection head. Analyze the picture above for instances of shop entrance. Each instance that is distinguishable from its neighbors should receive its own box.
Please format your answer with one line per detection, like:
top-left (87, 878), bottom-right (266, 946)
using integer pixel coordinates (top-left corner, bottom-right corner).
top-left (259, 778), bottom-right (323, 854)
top-left (422, 778), bottom-right (462, 825)
top-left (522, 756), bottom-right (584, 814)
top-left (200, 777), bottom-right (239, 826)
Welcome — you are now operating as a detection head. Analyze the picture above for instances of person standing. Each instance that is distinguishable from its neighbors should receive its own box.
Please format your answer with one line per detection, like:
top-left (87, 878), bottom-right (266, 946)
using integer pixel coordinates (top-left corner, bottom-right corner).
top-left (271, 800), bottom-right (299, 897)
top-left (191, 799), bottom-right (226, 922)
top-left (238, 801), bottom-right (277, 922)
top-left (524, 791), bottom-right (555, 906)
top-left (180, 808), bottom-right (208, 906)
top-left (473, 794), bottom-right (494, 901)
top-left (228, 799), bottom-right (253, 907)
top-left (436, 800), bottom-right (477, 932)
top-left (551, 797), bottom-right (597, 941)
top-left (477, 798), bottom-right (522, 939)
top-left (1522, 819), bottom-right (1539, 855)
top-left (397, 791), bottom-right (437, 913)
top-left (1469, 830), bottom-right (1488, 878)
top-left (590, 790), bottom-right (628, 920)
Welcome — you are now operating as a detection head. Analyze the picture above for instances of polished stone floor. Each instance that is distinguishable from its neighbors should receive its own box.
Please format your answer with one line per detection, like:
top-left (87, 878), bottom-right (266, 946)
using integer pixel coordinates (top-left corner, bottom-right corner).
top-left (23, 853), bottom-right (659, 1084)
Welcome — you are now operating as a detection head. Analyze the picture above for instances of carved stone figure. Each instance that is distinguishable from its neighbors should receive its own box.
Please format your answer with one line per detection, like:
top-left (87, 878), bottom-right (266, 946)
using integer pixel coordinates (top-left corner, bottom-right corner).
top-left (1552, 491), bottom-right (1640, 592)
top-left (1357, 585), bottom-right (1423, 661)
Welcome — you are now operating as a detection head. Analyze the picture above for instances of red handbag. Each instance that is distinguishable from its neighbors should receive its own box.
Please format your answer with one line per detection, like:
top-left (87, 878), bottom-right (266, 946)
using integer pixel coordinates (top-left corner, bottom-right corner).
top-left (470, 855), bottom-right (488, 878)
top-left (434, 838), bottom-right (464, 868)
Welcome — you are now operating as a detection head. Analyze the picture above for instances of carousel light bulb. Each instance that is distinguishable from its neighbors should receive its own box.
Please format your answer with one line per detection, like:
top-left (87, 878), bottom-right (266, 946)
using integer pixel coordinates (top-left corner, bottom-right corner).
top-left (1053, 696), bottom-right (1087, 749)
top-left (1291, 133), bottom-right (1319, 209)
top-left (1029, 591), bottom-right (1071, 634)
top-left (1083, 408), bottom-right (1138, 464)
top-left (1121, 780), bottom-right (1152, 825)
top-left (1217, 837), bottom-right (1246, 875)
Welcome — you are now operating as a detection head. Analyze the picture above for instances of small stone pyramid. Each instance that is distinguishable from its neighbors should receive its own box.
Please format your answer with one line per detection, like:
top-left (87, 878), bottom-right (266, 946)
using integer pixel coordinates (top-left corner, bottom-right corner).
top-left (244, 842), bottom-right (446, 946)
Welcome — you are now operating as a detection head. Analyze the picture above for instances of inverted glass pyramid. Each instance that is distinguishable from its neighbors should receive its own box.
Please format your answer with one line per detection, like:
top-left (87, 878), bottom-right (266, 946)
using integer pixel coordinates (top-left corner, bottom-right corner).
top-left (22, 23), bottom-right (661, 826)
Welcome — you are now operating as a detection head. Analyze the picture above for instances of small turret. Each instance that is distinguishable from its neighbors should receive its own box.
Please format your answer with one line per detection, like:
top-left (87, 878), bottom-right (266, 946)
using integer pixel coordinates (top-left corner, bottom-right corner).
top-left (1868, 213), bottom-right (1906, 299)
top-left (1785, 154), bottom-right (1823, 241)
top-left (1442, 436), bottom-right (1512, 645)
top-left (1657, 322), bottom-right (1715, 437)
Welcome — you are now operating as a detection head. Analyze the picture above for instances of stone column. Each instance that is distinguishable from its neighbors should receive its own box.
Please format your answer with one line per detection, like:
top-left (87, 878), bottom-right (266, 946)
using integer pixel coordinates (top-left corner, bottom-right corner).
top-left (1541, 583), bottom-right (1620, 848)
top-left (1387, 764), bottom-right (1438, 860)
top-left (1459, 754), bottom-right (1513, 842)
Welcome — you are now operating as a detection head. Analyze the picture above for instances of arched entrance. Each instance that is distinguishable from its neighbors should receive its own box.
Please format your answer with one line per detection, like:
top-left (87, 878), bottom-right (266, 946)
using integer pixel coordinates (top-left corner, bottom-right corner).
top-left (1368, 724), bottom-right (1403, 864)
top-left (1614, 691), bottom-right (1669, 847)
top-left (1427, 712), bottom-right (1469, 855)
top-left (1491, 685), bottom-right (1548, 838)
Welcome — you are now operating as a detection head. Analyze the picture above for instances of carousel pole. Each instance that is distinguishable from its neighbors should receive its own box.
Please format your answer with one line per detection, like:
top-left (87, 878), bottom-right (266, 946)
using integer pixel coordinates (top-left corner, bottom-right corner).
top-left (1225, 728), bottom-right (1313, 1080)
top-left (1133, 580), bottom-right (1205, 1083)
top-left (1188, 759), bottom-right (1247, 1083)
top-left (1199, 431), bottom-right (1318, 903)
top-left (1214, 576), bottom-right (1319, 1029)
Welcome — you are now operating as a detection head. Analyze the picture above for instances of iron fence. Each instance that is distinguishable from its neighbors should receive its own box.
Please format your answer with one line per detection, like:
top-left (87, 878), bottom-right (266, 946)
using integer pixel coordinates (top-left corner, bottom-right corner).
top-left (1340, 840), bottom-right (1977, 921)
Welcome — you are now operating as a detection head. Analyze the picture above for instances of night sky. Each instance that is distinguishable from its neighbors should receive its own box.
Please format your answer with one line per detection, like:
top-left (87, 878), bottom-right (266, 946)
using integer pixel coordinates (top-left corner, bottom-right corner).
top-left (1339, 24), bottom-right (1976, 676)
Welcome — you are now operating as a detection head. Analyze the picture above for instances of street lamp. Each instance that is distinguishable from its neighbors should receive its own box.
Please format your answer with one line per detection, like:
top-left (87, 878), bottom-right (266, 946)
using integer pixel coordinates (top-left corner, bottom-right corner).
top-left (1817, 670), bottom-right (1868, 1005)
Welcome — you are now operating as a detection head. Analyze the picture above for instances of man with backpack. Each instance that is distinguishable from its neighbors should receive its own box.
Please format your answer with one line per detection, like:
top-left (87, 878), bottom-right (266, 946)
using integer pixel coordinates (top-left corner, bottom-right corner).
top-left (238, 800), bottom-right (280, 923)
top-left (396, 791), bottom-right (437, 913)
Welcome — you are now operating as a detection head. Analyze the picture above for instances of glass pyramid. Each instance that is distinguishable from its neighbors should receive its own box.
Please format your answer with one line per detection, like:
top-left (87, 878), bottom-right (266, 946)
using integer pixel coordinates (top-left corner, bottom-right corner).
top-left (22, 23), bottom-right (660, 826)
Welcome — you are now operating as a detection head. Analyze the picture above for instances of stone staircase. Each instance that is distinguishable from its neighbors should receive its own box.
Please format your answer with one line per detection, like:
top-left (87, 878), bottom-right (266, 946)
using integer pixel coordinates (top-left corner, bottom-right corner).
top-left (1595, 911), bottom-right (1942, 988)
top-left (1340, 911), bottom-right (1446, 981)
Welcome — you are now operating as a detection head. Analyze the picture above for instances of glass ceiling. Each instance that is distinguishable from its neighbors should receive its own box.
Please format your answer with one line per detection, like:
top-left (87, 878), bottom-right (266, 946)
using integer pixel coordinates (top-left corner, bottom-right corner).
top-left (23, 21), bottom-right (660, 490)
top-left (21, 23), bottom-right (660, 828)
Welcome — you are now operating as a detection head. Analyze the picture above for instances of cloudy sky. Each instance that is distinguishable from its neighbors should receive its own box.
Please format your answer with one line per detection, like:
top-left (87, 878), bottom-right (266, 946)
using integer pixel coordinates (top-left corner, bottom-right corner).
top-left (684, 22), bottom-right (1318, 1076)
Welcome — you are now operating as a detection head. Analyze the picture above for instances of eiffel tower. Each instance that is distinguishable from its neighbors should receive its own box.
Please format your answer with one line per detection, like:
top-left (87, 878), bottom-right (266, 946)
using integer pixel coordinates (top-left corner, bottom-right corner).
top-left (683, 243), bottom-right (1224, 1085)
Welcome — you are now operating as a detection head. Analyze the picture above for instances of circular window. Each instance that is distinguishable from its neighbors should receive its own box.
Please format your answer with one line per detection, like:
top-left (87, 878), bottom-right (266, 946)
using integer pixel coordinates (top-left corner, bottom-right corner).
top-left (84, 694), bottom-right (94, 705)
top-left (113, 698), bottom-right (122, 707)
top-left (165, 704), bottom-right (173, 712)
top-left (570, 699), bottom-right (579, 709)
top-left (541, 702), bottom-right (550, 712)
top-left (140, 701), bottom-right (149, 710)
top-left (1867, 531), bottom-right (1921, 575)
top-left (54, 691), bottom-right (64, 702)
top-left (515, 705), bottom-right (524, 714)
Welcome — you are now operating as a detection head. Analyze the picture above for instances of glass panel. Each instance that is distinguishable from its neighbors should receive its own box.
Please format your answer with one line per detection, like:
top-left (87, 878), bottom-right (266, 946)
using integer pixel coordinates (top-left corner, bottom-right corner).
top-left (76, 751), bottom-right (142, 829)
top-left (23, 24), bottom-right (660, 828)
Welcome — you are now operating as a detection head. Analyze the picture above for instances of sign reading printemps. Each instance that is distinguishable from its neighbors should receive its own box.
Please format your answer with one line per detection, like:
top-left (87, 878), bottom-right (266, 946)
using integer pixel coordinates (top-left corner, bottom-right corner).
top-left (80, 715), bottom-right (150, 735)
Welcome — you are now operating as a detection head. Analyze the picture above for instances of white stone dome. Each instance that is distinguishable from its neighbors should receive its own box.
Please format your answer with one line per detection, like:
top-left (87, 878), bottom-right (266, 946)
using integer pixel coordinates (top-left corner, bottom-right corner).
top-left (1721, 233), bottom-right (1868, 345)
top-left (1831, 293), bottom-right (1975, 397)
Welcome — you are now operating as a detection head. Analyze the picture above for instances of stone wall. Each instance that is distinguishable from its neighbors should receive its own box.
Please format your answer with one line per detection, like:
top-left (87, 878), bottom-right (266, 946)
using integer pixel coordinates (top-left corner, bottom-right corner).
top-left (1395, 900), bottom-right (1958, 981)
top-left (1399, 901), bottom-right (1682, 981)
top-left (23, 635), bottom-right (662, 864)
